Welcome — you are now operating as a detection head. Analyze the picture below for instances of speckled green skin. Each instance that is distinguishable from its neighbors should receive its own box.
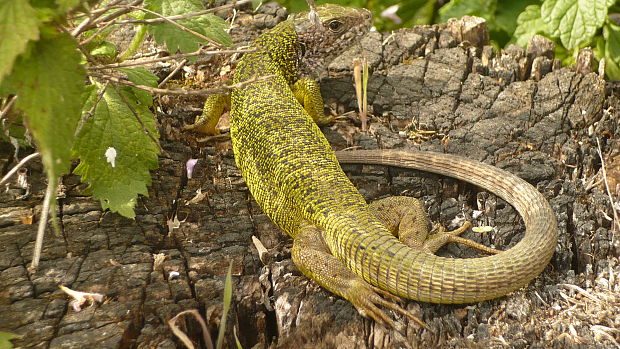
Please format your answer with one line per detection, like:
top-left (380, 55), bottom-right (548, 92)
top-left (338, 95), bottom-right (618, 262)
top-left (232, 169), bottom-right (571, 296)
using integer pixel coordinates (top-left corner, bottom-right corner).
top-left (230, 5), bottom-right (374, 240)
top-left (227, 4), bottom-right (557, 311)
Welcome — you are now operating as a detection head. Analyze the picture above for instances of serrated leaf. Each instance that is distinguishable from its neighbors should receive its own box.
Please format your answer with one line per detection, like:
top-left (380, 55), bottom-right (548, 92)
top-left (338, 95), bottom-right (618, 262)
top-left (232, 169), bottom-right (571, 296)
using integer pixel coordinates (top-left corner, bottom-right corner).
top-left (513, 5), bottom-right (548, 47)
top-left (604, 21), bottom-right (620, 80)
top-left (203, 14), bottom-right (233, 46)
top-left (3, 32), bottom-right (84, 180)
top-left (73, 83), bottom-right (160, 218)
top-left (119, 67), bottom-right (159, 106)
top-left (541, 0), bottom-right (614, 49)
top-left (0, 0), bottom-right (40, 84)
top-left (0, 331), bottom-right (22, 349)
top-left (145, 0), bottom-right (231, 54)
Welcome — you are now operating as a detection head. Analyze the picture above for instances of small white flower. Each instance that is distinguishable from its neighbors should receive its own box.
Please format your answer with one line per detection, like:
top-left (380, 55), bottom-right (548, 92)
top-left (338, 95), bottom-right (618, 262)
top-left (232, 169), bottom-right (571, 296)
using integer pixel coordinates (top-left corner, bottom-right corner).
top-left (105, 147), bottom-right (117, 168)
top-left (381, 5), bottom-right (401, 25)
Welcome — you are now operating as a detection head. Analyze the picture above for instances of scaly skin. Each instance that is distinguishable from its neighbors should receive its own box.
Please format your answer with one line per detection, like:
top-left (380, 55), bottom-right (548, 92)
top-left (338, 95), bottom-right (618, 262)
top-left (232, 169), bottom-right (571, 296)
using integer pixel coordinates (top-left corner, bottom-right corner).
top-left (335, 150), bottom-right (557, 303)
top-left (190, 4), bottom-right (558, 325)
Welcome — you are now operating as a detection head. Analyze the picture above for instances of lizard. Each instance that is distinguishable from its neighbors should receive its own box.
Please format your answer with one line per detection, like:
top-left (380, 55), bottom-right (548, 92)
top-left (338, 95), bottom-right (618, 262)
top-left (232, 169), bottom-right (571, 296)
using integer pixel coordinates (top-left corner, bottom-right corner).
top-left (185, 4), bottom-right (558, 327)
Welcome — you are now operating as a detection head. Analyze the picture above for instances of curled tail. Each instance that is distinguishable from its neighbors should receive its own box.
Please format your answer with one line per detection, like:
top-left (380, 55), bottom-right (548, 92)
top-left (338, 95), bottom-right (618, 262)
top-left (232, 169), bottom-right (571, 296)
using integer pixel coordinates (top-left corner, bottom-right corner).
top-left (335, 150), bottom-right (557, 303)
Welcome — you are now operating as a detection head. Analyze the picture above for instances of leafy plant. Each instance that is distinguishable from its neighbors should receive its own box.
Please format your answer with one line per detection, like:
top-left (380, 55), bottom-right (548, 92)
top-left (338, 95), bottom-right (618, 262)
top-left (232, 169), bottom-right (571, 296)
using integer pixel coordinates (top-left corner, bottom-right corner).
top-left (437, 0), bottom-right (620, 79)
top-left (437, 0), bottom-right (619, 78)
top-left (511, 0), bottom-right (620, 78)
top-left (0, 0), bottom-right (234, 270)
top-left (0, 0), bottom-right (231, 220)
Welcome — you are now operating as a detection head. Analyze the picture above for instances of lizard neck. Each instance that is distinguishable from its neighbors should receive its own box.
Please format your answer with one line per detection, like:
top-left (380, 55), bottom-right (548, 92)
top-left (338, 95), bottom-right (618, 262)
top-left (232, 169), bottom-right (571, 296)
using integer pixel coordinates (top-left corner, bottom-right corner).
top-left (251, 20), bottom-right (301, 85)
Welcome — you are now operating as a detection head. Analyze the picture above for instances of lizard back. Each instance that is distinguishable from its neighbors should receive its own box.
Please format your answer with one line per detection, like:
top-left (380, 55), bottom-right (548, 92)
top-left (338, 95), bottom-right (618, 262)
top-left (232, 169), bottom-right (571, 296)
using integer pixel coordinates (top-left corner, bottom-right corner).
top-left (229, 5), bottom-right (557, 304)
top-left (230, 6), bottom-right (375, 237)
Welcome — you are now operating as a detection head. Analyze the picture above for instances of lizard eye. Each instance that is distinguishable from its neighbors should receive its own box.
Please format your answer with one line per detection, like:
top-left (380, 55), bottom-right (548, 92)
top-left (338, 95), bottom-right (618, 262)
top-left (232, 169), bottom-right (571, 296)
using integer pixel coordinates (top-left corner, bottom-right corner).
top-left (327, 20), bottom-right (345, 33)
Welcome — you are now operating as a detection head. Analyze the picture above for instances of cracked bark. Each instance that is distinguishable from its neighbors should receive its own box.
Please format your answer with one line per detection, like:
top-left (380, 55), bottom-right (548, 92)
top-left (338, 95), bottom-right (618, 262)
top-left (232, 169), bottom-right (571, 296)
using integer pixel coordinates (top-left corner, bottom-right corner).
top-left (1, 11), bottom-right (619, 349)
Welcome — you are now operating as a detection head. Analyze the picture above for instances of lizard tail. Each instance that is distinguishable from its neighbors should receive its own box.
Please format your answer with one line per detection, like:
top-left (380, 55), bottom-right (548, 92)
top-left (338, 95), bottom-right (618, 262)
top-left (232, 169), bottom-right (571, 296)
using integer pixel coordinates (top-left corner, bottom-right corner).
top-left (334, 150), bottom-right (557, 304)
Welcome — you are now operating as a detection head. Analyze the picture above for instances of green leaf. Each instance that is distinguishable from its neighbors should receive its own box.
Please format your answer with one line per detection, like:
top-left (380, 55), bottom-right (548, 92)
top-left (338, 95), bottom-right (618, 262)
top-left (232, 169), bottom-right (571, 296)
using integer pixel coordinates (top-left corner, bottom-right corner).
top-left (203, 15), bottom-right (233, 47)
top-left (513, 5), bottom-right (548, 47)
top-left (216, 261), bottom-right (234, 349)
top-left (2, 32), bottom-right (84, 179)
top-left (0, 118), bottom-right (29, 149)
top-left (604, 21), bottom-right (620, 80)
top-left (541, 0), bottom-right (614, 49)
top-left (413, 0), bottom-right (438, 26)
top-left (233, 326), bottom-right (242, 349)
top-left (90, 41), bottom-right (118, 58)
top-left (438, 0), bottom-right (497, 23)
top-left (55, 0), bottom-right (80, 13)
top-left (494, 0), bottom-right (540, 35)
top-left (0, 331), bottom-right (22, 349)
top-left (145, 0), bottom-right (232, 54)
top-left (398, 0), bottom-right (437, 26)
top-left (29, 0), bottom-right (70, 19)
top-left (119, 67), bottom-right (159, 106)
top-left (0, 0), bottom-right (40, 84)
top-left (73, 82), bottom-right (160, 218)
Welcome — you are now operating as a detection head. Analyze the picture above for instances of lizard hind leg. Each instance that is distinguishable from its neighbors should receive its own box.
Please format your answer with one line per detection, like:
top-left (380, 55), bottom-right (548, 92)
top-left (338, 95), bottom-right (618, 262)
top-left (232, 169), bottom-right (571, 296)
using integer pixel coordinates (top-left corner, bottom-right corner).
top-left (368, 196), bottom-right (430, 249)
top-left (368, 196), bottom-right (501, 255)
top-left (291, 222), bottom-right (425, 328)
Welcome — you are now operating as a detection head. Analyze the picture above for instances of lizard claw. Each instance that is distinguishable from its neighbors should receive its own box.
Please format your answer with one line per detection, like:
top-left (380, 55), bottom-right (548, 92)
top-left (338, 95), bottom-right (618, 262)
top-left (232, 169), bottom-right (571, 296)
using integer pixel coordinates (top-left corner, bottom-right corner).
top-left (346, 280), bottom-right (427, 329)
top-left (426, 222), bottom-right (502, 255)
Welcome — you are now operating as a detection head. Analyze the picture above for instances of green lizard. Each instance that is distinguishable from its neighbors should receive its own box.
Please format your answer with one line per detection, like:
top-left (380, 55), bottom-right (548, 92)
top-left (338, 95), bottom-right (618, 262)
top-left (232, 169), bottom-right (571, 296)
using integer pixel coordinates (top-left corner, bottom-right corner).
top-left (186, 4), bottom-right (558, 327)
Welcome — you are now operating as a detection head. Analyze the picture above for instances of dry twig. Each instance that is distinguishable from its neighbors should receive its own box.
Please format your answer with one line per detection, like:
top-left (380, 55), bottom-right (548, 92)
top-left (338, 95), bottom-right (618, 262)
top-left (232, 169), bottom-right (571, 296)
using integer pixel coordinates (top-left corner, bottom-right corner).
top-left (88, 48), bottom-right (255, 70)
top-left (0, 152), bottom-right (40, 186)
top-left (90, 71), bottom-right (275, 96)
top-left (596, 138), bottom-right (620, 236)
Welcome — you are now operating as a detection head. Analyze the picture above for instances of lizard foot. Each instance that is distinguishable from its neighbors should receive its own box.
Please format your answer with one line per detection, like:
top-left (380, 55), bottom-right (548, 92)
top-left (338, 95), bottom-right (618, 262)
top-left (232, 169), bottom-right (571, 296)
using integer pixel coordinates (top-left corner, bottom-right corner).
top-left (345, 280), bottom-right (427, 328)
top-left (424, 222), bottom-right (502, 254)
top-left (292, 222), bottom-right (425, 329)
top-left (368, 196), bottom-right (501, 255)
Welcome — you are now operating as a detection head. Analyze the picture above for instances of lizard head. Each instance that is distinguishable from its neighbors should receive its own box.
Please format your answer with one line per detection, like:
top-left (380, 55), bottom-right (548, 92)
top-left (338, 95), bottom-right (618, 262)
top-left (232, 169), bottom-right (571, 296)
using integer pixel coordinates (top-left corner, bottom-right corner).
top-left (292, 4), bottom-right (373, 77)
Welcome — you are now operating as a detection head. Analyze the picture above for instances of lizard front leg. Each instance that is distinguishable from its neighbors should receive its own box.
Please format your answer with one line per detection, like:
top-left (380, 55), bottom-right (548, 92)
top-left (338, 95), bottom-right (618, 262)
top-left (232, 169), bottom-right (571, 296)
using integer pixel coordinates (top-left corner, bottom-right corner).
top-left (184, 93), bottom-right (230, 139)
top-left (291, 221), bottom-right (425, 328)
top-left (369, 196), bottom-right (501, 254)
top-left (187, 78), bottom-right (329, 139)
top-left (291, 78), bottom-right (334, 126)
